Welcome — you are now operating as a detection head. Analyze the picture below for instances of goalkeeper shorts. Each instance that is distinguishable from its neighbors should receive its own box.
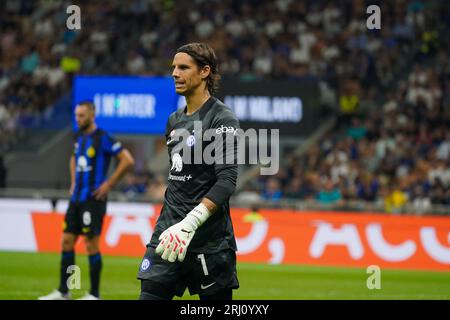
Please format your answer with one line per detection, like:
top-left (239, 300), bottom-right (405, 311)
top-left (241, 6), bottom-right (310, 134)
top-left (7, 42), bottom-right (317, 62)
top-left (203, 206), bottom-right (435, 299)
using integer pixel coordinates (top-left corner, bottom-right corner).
top-left (137, 245), bottom-right (239, 297)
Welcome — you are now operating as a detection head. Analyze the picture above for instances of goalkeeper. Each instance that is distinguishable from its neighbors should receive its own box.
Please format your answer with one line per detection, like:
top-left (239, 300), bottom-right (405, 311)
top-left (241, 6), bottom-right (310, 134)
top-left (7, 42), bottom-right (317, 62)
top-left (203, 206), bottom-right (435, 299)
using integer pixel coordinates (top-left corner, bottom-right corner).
top-left (137, 43), bottom-right (240, 300)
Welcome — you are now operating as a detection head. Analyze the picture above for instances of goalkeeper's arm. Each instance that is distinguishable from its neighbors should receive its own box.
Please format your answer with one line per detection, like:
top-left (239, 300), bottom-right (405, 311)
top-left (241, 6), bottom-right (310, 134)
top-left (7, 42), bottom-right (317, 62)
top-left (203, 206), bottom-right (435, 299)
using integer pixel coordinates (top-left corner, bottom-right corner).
top-left (156, 164), bottom-right (237, 262)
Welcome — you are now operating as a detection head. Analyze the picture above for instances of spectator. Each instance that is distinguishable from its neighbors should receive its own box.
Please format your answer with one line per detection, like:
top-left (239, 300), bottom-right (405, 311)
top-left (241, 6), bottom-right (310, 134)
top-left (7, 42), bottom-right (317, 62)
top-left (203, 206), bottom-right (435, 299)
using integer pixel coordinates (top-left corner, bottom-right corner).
top-left (346, 117), bottom-right (367, 141)
top-left (384, 186), bottom-right (408, 214)
top-left (316, 178), bottom-right (343, 205)
top-left (411, 185), bottom-right (431, 215)
top-left (284, 176), bottom-right (313, 200)
top-left (262, 178), bottom-right (283, 202)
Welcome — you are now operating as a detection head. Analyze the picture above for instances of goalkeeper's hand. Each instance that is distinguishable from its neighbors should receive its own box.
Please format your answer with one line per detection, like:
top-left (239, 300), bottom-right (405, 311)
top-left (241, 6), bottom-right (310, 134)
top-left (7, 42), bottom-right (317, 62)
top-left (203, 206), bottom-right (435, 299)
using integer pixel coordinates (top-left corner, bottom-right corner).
top-left (155, 203), bottom-right (211, 262)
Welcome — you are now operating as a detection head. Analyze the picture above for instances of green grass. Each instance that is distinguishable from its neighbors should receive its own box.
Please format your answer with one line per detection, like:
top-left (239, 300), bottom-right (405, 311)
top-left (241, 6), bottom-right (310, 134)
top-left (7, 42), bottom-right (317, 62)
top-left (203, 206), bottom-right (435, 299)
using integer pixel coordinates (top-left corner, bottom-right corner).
top-left (0, 251), bottom-right (449, 300)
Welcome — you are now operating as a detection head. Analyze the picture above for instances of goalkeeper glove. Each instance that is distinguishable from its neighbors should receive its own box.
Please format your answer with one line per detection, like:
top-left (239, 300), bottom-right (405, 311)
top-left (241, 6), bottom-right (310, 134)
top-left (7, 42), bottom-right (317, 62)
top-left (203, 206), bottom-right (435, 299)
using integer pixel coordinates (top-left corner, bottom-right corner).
top-left (155, 203), bottom-right (211, 262)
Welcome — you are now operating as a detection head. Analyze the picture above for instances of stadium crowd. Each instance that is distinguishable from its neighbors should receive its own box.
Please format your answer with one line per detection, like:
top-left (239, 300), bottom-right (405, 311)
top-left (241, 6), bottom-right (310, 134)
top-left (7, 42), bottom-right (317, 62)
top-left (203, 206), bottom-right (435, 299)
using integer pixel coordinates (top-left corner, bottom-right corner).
top-left (251, 60), bottom-right (450, 213)
top-left (1, 0), bottom-right (449, 213)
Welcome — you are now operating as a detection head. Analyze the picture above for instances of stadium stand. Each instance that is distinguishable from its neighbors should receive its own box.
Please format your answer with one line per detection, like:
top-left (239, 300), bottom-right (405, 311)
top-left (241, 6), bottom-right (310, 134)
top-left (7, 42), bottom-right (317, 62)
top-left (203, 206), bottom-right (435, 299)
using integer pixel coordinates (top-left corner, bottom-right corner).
top-left (0, 0), bottom-right (448, 214)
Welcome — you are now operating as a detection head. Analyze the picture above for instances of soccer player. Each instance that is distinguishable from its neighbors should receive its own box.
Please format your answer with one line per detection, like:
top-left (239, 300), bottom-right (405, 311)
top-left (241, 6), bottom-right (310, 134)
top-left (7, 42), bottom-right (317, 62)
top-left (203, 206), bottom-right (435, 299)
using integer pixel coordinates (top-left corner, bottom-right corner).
top-left (137, 43), bottom-right (240, 300)
top-left (39, 101), bottom-right (135, 300)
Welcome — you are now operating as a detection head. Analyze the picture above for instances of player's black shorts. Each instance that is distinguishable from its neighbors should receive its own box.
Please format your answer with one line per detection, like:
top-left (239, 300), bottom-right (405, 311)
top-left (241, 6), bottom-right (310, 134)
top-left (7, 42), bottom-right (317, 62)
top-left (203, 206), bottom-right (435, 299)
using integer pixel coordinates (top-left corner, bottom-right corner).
top-left (63, 200), bottom-right (107, 237)
top-left (137, 245), bottom-right (239, 298)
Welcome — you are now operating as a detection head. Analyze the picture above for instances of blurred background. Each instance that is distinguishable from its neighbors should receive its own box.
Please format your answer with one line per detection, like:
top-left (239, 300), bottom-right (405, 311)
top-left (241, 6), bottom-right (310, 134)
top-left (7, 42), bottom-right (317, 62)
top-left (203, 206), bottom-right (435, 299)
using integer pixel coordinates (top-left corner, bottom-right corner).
top-left (0, 0), bottom-right (450, 300)
top-left (1, 0), bottom-right (448, 215)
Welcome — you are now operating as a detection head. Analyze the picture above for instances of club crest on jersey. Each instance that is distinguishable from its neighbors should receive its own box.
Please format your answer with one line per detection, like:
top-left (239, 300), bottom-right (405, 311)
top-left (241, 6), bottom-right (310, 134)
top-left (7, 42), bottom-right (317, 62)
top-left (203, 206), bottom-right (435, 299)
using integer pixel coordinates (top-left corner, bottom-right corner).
top-left (141, 258), bottom-right (151, 271)
top-left (171, 153), bottom-right (183, 172)
top-left (186, 135), bottom-right (196, 147)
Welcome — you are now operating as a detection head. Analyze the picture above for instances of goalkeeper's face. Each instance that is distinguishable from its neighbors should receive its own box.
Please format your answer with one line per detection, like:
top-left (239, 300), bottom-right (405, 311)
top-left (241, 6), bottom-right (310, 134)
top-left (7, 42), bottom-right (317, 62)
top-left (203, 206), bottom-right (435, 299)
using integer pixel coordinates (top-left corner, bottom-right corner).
top-left (171, 52), bottom-right (210, 96)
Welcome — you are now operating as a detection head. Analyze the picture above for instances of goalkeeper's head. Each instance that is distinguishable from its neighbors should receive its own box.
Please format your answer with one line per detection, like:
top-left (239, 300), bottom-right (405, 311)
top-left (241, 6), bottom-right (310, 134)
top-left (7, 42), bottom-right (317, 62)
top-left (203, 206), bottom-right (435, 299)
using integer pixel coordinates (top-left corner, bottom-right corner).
top-left (173, 42), bottom-right (220, 96)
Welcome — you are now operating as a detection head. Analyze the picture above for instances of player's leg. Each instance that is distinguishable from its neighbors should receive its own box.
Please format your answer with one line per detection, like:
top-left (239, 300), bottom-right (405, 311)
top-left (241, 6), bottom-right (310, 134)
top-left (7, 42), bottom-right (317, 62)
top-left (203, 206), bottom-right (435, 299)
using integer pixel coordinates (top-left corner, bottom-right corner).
top-left (58, 232), bottom-right (78, 295)
top-left (57, 201), bottom-right (82, 296)
top-left (139, 279), bottom-right (176, 300)
top-left (80, 199), bottom-right (107, 299)
top-left (137, 246), bottom-right (185, 300)
top-left (39, 202), bottom-right (80, 299)
top-left (84, 235), bottom-right (102, 298)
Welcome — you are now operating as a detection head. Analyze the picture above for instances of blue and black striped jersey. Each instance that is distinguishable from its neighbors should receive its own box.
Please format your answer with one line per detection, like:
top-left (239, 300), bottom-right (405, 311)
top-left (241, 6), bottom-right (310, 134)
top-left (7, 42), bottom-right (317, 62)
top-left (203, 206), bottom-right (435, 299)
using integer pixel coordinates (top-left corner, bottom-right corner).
top-left (71, 128), bottom-right (123, 202)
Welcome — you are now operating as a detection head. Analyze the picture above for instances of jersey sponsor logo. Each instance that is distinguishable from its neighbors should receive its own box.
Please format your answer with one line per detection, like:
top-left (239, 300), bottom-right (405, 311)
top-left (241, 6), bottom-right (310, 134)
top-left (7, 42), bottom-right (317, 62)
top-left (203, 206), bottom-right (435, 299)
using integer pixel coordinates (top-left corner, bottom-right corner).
top-left (170, 153), bottom-right (183, 172)
top-left (200, 282), bottom-right (216, 290)
top-left (216, 125), bottom-right (237, 135)
top-left (186, 135), bottom-right (196, 147)
top-left (76, 156), bottom-right (92, 172)
top-left (168, 174), bottom-right (192, 182)
top-left (140, 258), bottom-right (151, 271)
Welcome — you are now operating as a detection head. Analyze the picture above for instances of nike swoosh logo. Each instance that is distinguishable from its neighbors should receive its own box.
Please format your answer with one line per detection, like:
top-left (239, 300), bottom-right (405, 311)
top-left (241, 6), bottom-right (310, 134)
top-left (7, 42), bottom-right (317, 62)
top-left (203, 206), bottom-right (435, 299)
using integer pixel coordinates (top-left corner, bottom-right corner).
top-left (200, 282), bottom-right (216, 290)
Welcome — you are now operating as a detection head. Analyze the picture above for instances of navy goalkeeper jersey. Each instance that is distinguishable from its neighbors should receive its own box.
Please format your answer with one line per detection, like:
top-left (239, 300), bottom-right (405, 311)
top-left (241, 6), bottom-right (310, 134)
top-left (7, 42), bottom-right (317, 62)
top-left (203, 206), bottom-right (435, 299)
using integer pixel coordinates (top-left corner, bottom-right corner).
top-left (71, 128), bottom-right (123, 202)
top-left (149, 97), bottom-right (240, 254)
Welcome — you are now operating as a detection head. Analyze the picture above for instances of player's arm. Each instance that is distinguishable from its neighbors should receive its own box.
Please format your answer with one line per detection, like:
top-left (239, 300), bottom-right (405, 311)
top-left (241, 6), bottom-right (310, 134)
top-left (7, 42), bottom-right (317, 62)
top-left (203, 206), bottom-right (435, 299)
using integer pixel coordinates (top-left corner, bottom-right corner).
top-left (185, 160), bottom-right (238, 221)
top-left (199, 110), bottom-right (239, 215)
top-left (200, 197), bottom-right (218, 214)
top-left (202, 150), bottom-right (238, 212)
top-left (69, 155), bottom-right (76, 196)
top-left (93, 149), bottom-right (135, 200)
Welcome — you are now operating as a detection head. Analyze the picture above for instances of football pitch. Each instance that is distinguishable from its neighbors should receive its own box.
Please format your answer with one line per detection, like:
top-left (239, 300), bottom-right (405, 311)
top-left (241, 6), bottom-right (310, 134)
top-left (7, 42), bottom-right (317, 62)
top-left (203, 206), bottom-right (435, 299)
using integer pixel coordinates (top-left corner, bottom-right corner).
top-left (0, 251), bottom-right (448, 300)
